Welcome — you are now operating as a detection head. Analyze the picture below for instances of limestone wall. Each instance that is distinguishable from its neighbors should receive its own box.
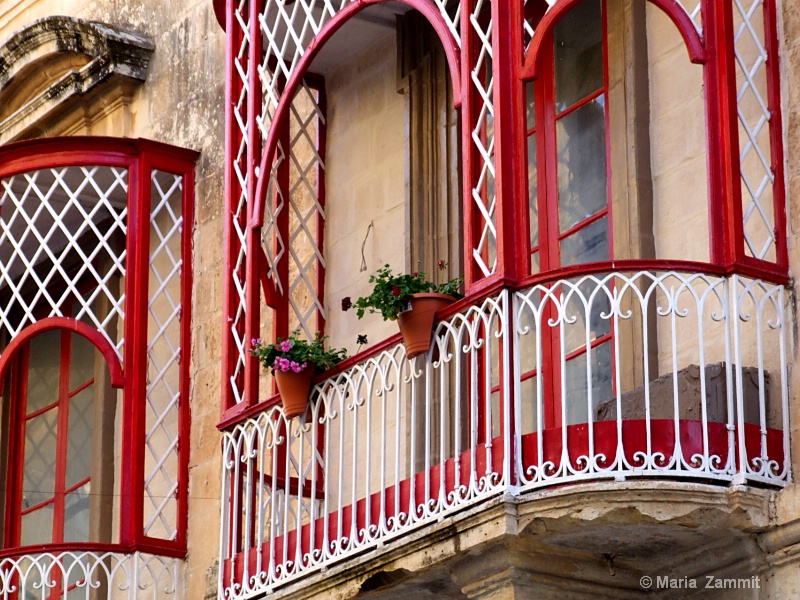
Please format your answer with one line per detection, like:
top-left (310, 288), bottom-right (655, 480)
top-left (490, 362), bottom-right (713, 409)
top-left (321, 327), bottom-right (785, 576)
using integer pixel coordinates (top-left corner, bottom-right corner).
top-left (322, 26), bottom-right (407, 357)
top-left (0, 1), bottom-right (225, 597)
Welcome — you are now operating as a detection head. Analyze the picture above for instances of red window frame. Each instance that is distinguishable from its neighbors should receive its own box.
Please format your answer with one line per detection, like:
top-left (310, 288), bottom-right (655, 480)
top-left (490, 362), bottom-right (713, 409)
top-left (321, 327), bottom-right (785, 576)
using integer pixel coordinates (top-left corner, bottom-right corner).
top-left (522, 0), bottom-right (615, 427)
top-left (0, 137), bottom-right (197, 560)
top-left (5, 300), bottom-right (98, 550)
top-left (518, 0), bottom-right (787, 285)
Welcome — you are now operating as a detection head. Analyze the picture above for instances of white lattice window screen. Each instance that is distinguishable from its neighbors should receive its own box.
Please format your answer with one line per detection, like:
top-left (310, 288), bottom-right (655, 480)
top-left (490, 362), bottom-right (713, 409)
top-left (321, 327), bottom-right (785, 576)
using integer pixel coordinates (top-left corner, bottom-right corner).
top-left (0, 167), bottom-right (128, 355)
top-left (734, 0), bottom-right (776, 263)
top-left (470, 0), bottom-right (497, 278)
top-left (143, 171), bottom-right (184, 540)
top-left (234, 1), bottom-right (464, 407)
top-left (287, 82), bottom-right (326, 339)
top-left (254, 0), bottom-right (461, 296)
top-left (263, 144), bottom-right (286, 296)
top-left (230, 0), bottom-right (252, 406)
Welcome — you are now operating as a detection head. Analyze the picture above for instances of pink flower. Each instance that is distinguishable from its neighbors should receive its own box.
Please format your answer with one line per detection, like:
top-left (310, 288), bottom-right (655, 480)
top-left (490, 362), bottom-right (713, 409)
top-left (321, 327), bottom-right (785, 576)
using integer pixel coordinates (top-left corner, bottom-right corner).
top-left (274, 357), bottom-right (293, 372)
top-left (279, 340), bottom-right (293, 353)
top-left (290, 361), bottom-right (302, 373)
top-left (251, 337), bottom-right (263, 347)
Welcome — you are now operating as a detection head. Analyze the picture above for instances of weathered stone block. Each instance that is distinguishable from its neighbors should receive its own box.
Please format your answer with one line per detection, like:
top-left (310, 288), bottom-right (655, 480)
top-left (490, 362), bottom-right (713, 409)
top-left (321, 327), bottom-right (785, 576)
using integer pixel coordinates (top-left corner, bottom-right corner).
top-left (595, 362), bottom-right (771, 425)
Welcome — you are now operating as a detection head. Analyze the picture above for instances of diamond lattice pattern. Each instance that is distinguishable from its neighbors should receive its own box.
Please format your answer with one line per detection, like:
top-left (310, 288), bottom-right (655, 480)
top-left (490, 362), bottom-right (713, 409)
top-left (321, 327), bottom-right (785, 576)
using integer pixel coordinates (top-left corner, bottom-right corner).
top-left (734, 0), bottom-right (776, 262)
top-left (229, 0), bottom-right (252, 406)
top-left (287, 82), bottom-right (326, 339)
top-left (254, 0), bottom-right (462, 293)
top-left (0, 167), bottom-right (128, 356)
top-left (470, 0), bottom-right (497, 278)
top-left (143, 170), bottom-right (184, 540)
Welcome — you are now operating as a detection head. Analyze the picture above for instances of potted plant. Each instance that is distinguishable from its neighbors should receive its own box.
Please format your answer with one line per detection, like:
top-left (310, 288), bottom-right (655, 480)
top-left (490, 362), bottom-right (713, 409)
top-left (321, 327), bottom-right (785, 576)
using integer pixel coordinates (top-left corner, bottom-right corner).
top-left (343, 261), bottom-right (463, 358)
top-left (251, 332), bottom-right (347, 419)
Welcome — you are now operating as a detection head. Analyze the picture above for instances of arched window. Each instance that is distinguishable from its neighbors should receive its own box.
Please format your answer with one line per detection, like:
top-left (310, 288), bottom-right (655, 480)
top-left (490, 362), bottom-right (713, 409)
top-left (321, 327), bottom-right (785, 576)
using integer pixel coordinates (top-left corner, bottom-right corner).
top-left (3, 324), bottom-right (117, 550)
top-left (0, 140), bottom-right (195, 590)
top-left (527, 0), bottom-right (610, 276)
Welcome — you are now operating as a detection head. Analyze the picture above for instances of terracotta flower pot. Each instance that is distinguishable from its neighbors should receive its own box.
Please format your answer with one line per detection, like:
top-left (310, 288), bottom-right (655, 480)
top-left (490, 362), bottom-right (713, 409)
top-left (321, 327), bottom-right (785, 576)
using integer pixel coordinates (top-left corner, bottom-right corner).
top-left (274, 368), bottom-right (314, 419)
top-left (397, 293), bottom-right (456, 358)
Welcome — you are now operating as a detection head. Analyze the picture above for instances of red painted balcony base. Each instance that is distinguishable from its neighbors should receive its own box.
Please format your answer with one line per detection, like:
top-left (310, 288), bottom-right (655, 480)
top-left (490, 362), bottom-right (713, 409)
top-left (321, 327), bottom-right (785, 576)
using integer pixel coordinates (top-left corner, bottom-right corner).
top-left (519, 419), bottom-right (784, 474)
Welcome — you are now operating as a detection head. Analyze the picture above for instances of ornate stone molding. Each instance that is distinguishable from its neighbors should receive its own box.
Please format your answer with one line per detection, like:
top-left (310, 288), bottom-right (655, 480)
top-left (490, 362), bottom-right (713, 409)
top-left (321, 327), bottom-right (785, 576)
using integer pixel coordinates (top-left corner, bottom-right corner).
top-left (0, 16), bottom-right (154, 140)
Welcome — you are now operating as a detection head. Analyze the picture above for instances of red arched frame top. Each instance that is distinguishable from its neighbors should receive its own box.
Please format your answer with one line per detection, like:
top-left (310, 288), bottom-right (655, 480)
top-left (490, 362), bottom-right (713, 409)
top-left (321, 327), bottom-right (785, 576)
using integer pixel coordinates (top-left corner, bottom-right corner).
top-left (248, 0), bottom-right (463, 229)
top-left (521, 0), bottom-right (707, 79)
top-left (0, 318), bottom-right (124, 389)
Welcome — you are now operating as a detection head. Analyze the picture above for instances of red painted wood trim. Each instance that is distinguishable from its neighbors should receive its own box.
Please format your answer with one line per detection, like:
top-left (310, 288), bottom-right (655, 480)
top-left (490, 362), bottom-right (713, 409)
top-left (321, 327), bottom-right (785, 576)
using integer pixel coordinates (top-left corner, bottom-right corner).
top-left (3, 346), bottom-right (27, 547)
top-left (0, 542), bottom-right (187, 560)
top-left (703, 0), bottom-right (744, 266)
top-left (243, 0), bottom-right (263, 408)
top-left (248, 0), bottom-right (463, 230)
top-left (521, 0), bottom-right (706, 79)
top-left (0, 318), bottom-right (124, 388)
top-left (221, 0), bottom-right (241, 415)
top-left (213, 0), bottom-right (225, 30)
top-left (119, 151), bottom-right (152, 546)
top-left (0, 137), bottom-right (197, 178)
top-left (492, 0), bottom-right (523, 284)
top-left (461, 0), bottom-right (478, 290)
top-left (490, 0), bottom-right (524, 477)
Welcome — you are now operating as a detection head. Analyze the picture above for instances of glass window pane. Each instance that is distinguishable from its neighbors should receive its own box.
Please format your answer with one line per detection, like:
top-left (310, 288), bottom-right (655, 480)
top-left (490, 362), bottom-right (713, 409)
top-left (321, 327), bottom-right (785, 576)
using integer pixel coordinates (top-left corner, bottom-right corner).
top-left (20, 504), bottom-right (54, 546)
top-left (23, 407), bottom-right (58, 504)
top-left (556, 96), bottom-right (608, 233)
top-left (69, 333), bottom-right (95, 392)
top-left (564, 340), bottom-right (613, 424)
top-left (67, 385), bottom-right (94, 489)
top-left (554, 0), bottom-right (604, 112)
top-left (526, 81), bottom-right (537, 130)
top-left (63, 486), bottom-right (91, 543)
top-left (561, 216), bottom-right (610, 266)
top-left (562, 278), bottom-right (612, 354)
top-left (520, 375), bottom-right (538, 434)
top-left (528, 133), bottom-right (539, 252)
top-left (25, 330), bottom-right (61, 414)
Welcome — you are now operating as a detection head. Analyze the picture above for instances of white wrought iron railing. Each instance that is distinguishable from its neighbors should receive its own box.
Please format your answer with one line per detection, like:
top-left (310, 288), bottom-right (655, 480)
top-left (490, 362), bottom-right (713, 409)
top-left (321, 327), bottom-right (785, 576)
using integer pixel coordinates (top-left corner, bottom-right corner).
top-left (219, 271), bottom-right (789, 599)
top-left (0, 551), bottom-right (180, 599)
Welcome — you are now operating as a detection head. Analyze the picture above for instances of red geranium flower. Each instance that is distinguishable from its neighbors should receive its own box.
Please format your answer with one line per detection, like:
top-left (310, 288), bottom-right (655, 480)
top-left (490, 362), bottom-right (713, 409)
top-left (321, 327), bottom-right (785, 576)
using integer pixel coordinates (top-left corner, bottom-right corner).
top-left (392, 285), bottom-right (402, 297)
top-left (341, 296), bottom-right (353, 311)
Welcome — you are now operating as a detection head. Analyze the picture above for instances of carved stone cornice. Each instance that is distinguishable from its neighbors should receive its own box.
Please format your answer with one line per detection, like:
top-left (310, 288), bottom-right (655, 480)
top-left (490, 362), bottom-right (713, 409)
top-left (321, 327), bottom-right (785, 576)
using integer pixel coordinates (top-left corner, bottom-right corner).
top-left (0, 16), bottom-right (154, 141)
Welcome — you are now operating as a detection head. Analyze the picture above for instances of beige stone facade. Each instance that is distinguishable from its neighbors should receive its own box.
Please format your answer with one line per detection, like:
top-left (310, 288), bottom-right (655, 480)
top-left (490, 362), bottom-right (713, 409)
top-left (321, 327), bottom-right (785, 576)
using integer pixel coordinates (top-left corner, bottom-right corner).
top-left (3, 1), bottom-right (800, 599)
